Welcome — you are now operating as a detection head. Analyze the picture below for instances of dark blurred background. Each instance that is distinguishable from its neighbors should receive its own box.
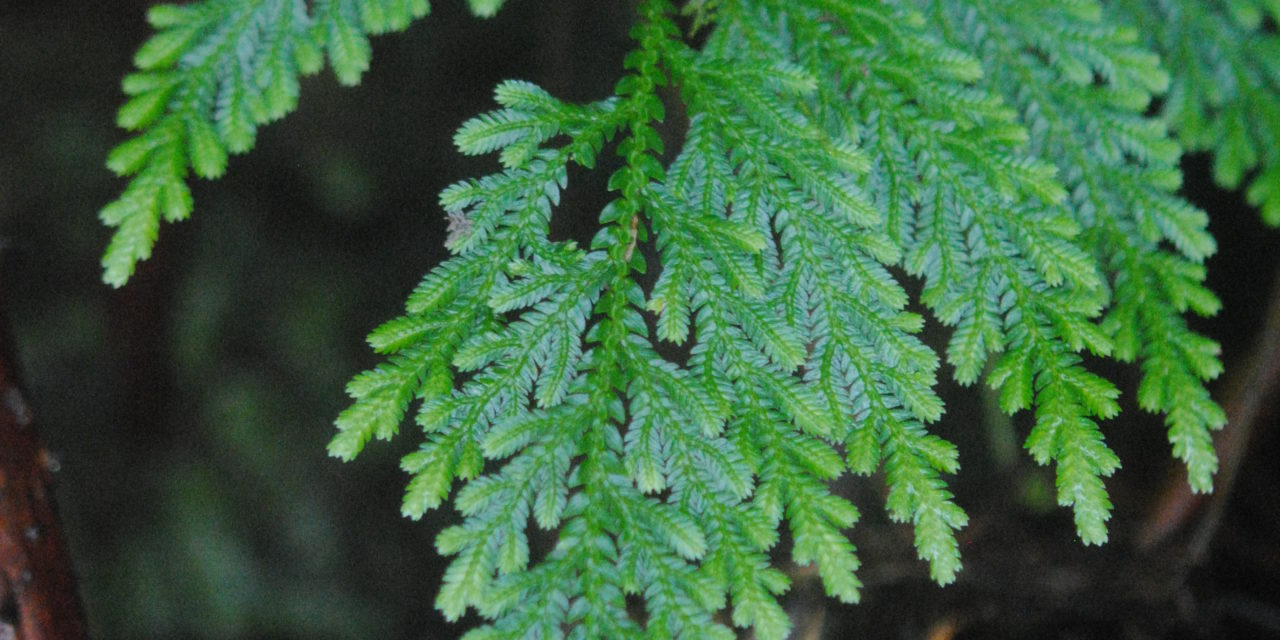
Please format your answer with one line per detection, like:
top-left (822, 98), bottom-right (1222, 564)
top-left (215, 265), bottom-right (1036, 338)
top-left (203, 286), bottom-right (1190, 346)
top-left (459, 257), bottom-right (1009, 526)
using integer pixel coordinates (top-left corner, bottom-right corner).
top-left (1, 2), bottom-right (1278, 639)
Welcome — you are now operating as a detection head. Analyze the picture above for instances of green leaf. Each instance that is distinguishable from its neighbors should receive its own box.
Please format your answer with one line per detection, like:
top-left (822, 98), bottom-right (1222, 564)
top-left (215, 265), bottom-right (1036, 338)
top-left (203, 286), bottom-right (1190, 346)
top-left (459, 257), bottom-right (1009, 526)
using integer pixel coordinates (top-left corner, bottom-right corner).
top-left (106, 132), bottom-right (166, 176)
top-left (186, 116), bottom-right (227, 179)
top-left (133, 26), bottom-right (199, 71)
top-left (116, 88), bottom-right (173, 131)
top-left (329, 351), bottom-right (434, 460)
top-left (468, 0), bottom-right (506, 18)
top-left (325, 6), bottom-right (373, 86)
top-left (401, 442), bottom-right (460, 519)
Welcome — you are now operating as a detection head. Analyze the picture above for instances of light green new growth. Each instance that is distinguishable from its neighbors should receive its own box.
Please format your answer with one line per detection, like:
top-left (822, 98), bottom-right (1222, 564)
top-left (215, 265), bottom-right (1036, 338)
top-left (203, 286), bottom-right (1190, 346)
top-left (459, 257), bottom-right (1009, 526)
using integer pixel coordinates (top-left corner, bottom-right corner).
top-left (100, 0), bottom-right (1276, 638)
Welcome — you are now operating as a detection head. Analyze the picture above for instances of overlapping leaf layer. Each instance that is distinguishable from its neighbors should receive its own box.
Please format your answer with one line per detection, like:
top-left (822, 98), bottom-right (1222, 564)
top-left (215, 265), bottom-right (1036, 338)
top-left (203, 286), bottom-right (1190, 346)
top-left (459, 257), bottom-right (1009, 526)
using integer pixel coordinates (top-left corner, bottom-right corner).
top-left (101, 0), bottom-right (1255, 637)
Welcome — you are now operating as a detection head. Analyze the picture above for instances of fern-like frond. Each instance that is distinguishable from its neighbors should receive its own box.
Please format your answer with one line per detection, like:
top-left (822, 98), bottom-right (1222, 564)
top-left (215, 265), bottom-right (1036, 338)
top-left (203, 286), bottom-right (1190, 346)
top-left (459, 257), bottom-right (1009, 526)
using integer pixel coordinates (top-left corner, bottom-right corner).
top-left (101, 0), bottom-right (433, 287)
top-left (657, 0), bottom-right (971, 597)
top-left (94, 0), bottom-right (1258, 634)
top-left (316, 0), bottom-right (1233, 635)
top-left (1113, 0), bottom-right (1280, 225)
top-left (930, 0), bottom-right (1226, 494)
top-left (760, 0), bottom-right (1123, 542)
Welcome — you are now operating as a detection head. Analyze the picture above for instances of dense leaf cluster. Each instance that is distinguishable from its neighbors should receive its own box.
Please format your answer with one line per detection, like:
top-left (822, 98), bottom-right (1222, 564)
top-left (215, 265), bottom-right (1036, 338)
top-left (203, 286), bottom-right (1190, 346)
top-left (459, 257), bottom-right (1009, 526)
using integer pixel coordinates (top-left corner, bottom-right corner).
top-left (99, 0), bottom-right (1279, 637)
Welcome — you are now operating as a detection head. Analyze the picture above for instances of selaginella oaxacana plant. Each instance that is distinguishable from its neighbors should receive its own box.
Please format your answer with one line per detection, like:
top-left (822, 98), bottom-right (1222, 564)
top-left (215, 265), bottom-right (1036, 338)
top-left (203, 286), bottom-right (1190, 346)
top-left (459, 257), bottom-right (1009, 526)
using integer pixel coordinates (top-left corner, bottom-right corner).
top-left (100, 0), bottom-right (1280, 637)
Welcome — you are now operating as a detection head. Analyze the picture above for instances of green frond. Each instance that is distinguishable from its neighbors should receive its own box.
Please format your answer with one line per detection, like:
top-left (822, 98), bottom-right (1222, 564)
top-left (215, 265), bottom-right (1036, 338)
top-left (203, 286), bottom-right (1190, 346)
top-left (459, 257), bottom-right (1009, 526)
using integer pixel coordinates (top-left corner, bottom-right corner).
top-left (1113, 0), bottom-right (1280, 226)
top-left (882, 420), bottom-right (968, 583)
top-left (931, 0), bottom-right (1226, 502)
top-left (101, 0), bottom-right (429, 287)
top-left (103, 0), bottom-right (1254, 634)
top-left (329, 345), bottom-right (440, 460)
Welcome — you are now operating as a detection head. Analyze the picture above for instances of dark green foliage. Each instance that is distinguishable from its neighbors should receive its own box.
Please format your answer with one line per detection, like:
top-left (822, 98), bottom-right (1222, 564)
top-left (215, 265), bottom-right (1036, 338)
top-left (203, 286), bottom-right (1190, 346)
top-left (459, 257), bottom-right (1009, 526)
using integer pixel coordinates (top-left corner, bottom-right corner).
top-left (99, 0), bottom-right (1278, 637)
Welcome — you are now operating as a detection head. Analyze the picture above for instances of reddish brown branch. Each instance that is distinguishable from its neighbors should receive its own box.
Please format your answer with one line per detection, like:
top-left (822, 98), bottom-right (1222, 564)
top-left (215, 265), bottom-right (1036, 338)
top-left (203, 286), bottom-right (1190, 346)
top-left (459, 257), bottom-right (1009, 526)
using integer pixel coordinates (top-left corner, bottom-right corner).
top-left (0, 280), bottom-right (88, 639)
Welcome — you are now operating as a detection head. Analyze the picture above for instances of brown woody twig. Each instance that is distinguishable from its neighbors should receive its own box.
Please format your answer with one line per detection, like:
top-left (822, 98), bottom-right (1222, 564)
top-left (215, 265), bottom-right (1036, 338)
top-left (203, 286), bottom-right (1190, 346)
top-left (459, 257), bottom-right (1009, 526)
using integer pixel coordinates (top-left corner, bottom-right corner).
top-left (0, 275), bottom-right (88, 639)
